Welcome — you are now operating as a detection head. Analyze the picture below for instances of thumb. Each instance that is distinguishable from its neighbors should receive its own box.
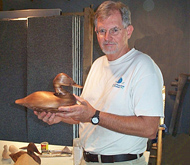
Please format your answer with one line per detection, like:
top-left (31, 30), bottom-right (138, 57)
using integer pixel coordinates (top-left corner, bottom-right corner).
top-left (73, 94), bottom-right (86, 105)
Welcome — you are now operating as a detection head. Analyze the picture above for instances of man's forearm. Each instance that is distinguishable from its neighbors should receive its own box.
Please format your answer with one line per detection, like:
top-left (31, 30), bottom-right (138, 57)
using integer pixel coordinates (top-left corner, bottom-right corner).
top-left (98, 112), bottom-right (160, 139)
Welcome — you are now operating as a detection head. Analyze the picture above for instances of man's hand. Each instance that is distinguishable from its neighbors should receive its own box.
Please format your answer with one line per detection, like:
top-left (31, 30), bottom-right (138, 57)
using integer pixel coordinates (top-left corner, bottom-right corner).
top-left (34, 110), bottom-right (79, 125)
top-left (56, 95), bottom-right (96, 123)
top-left (33, 111), bottom-right (63, 125)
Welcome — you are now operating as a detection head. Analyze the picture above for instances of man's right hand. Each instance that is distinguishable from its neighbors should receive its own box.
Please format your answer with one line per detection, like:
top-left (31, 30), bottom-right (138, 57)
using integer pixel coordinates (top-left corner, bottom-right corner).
top-left (33, 111), bottom-right (80, 125)
top-left (33, 111), bottom-right (63, 125)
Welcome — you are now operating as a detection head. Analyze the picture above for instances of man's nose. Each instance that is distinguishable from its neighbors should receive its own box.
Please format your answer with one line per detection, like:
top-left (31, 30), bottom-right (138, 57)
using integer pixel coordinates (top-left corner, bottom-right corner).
top-left (104, 31), bottom-right (112, 40)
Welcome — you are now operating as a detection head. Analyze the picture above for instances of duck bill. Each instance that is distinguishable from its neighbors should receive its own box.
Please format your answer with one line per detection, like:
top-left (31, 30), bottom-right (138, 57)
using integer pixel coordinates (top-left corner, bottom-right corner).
top-left (15, 98), bottom-right (24, 105)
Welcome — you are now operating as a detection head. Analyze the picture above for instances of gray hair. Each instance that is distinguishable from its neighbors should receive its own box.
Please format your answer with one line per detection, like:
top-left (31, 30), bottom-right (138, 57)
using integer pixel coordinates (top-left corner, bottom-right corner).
top-left (94, 1), bottom-right (131, 28)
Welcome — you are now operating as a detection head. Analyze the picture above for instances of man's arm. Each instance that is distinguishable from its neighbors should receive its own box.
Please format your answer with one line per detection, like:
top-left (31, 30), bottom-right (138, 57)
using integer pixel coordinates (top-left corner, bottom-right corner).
top-left (57, 95), bottom-right (160, 139)
top-left (98, 112), bottom-right (159, 139)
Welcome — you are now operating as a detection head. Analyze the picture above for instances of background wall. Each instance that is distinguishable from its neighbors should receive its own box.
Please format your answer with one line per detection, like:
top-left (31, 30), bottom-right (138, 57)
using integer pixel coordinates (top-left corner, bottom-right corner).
top-left (0, 20), bottom-right (28, 142)
top-left (26, 16), bottom-right (75, 145)
top-left (0, 15), bottom-right (83, 145)
top-left (0, 0), bottom-right (189, 142)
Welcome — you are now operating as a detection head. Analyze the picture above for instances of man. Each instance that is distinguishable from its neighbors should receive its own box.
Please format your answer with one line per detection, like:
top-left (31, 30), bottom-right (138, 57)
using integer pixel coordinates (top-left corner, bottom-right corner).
top-left (35, 1), bottom-right (164, 164)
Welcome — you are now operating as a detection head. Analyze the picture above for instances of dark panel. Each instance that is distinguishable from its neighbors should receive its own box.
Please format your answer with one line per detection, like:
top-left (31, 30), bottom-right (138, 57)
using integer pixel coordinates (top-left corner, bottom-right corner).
top-left (0, 20), bottom-right (27, 141)
top-left (27, 16), bottom-right (74, 145)
top-left (129, 0), bottom-right (189, 134)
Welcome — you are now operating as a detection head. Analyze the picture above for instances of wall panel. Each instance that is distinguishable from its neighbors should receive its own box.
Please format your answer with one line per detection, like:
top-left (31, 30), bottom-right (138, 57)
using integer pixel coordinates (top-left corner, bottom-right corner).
top-left (0, 15), bottom-right (84, 145)
top-left (0, 20), bottom-right (27, 141)
top-left (27, 16), bottom-right (74, 145)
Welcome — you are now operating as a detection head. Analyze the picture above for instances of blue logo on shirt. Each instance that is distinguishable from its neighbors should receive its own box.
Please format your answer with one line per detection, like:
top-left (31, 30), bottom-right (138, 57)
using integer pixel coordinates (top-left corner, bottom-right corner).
top-left (113, 77), bottom-right (125, 89)
top-left (117, 77), bottom-right (123, 83)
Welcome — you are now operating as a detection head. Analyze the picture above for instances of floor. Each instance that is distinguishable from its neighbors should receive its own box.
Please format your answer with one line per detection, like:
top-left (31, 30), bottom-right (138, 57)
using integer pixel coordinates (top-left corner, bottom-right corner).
top-left (148, 133), bottom-right (190, 165)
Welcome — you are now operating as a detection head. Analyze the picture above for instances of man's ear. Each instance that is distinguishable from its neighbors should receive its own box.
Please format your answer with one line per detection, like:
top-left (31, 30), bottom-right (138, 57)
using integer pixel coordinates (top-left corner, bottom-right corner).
top-left (126, 25), bottom-right (134, 39)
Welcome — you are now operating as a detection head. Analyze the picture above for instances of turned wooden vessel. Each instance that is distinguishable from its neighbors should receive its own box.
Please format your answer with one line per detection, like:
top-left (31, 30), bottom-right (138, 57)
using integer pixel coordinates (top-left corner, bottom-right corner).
top-left (15, 73), bottom-right (83, 112)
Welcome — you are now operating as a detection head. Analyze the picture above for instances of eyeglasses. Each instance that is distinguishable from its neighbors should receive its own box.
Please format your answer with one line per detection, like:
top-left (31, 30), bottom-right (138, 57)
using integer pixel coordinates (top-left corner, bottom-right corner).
top-left (96, 27), bottom-right (122, 36)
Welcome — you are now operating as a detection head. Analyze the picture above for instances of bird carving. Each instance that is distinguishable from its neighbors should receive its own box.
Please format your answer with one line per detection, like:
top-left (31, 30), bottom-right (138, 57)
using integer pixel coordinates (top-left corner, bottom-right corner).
top-left (9, 142), bottom-right (41, 164)
top-left (15, 73), bottom-right (83, 112)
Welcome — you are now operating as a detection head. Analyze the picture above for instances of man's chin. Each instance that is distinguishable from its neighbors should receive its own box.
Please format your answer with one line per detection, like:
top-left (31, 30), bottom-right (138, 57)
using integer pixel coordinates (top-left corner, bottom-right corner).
top-left (102, 49), bottom-right (118, 55)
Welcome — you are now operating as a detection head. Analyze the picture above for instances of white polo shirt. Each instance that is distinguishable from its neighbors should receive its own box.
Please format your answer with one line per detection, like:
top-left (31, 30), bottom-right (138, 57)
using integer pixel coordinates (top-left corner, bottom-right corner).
top-left (79, 48), bottom-right (164, 155)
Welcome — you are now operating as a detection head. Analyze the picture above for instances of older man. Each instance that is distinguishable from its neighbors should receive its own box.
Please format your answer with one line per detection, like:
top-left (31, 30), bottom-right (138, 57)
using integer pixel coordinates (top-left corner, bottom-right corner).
top-left (35, 1), bottom-right (164, 164)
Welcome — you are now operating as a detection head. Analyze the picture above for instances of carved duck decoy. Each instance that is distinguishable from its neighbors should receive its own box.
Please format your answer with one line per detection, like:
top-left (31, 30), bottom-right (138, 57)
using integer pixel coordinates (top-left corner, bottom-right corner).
top-left (9, 142), bottom-right (41, 164)
top-left (15, 73), bottom-right (83, 112)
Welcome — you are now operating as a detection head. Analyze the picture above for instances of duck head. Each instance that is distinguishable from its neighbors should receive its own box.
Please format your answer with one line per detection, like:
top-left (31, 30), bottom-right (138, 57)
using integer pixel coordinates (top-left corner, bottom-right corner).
top-left (53, 73), bottom-right (83, 95)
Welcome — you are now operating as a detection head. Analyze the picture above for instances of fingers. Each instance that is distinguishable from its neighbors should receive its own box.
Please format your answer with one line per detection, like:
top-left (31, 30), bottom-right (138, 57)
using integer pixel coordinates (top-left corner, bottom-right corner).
top-left (57, 96), bottom-right (94, 123)
top-left (44, 113), bottom-right (57, 125)
top-left (41, 112), bottom-right (53, 123)
top-left (34, 111), bottom-right (38, 115)
top-left (34, 111), bottom-right (47, 120)
top-left (73, 94), bottom-right (83, 102)
top-left (57, 104), bottom-right (81, 121)
top-left (33, 111), bottom-right (56, 125)
top-left (58, 95), bottom-right (86, 112)
top-left (56, 110), bottom-right (76, 118)
top-left (73, 94), bottom-right (87, 105)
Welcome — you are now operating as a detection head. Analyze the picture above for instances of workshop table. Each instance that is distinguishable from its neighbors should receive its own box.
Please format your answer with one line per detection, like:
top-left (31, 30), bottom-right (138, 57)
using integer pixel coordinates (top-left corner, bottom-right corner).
top-left (0, 140), bottom-right (150, 164)
top-left (0, 140), bottom-right (73, 165)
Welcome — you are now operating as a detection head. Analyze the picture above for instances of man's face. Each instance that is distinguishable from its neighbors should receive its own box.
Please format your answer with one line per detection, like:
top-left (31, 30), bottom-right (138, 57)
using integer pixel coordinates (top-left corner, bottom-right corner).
top-left (95, 11), bottom-right (133, 60)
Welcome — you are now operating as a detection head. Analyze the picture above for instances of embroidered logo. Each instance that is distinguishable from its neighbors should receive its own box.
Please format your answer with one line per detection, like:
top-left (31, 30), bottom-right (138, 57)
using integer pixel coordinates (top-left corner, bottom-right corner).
top-left (112, 77), bottom-right (125, 89)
